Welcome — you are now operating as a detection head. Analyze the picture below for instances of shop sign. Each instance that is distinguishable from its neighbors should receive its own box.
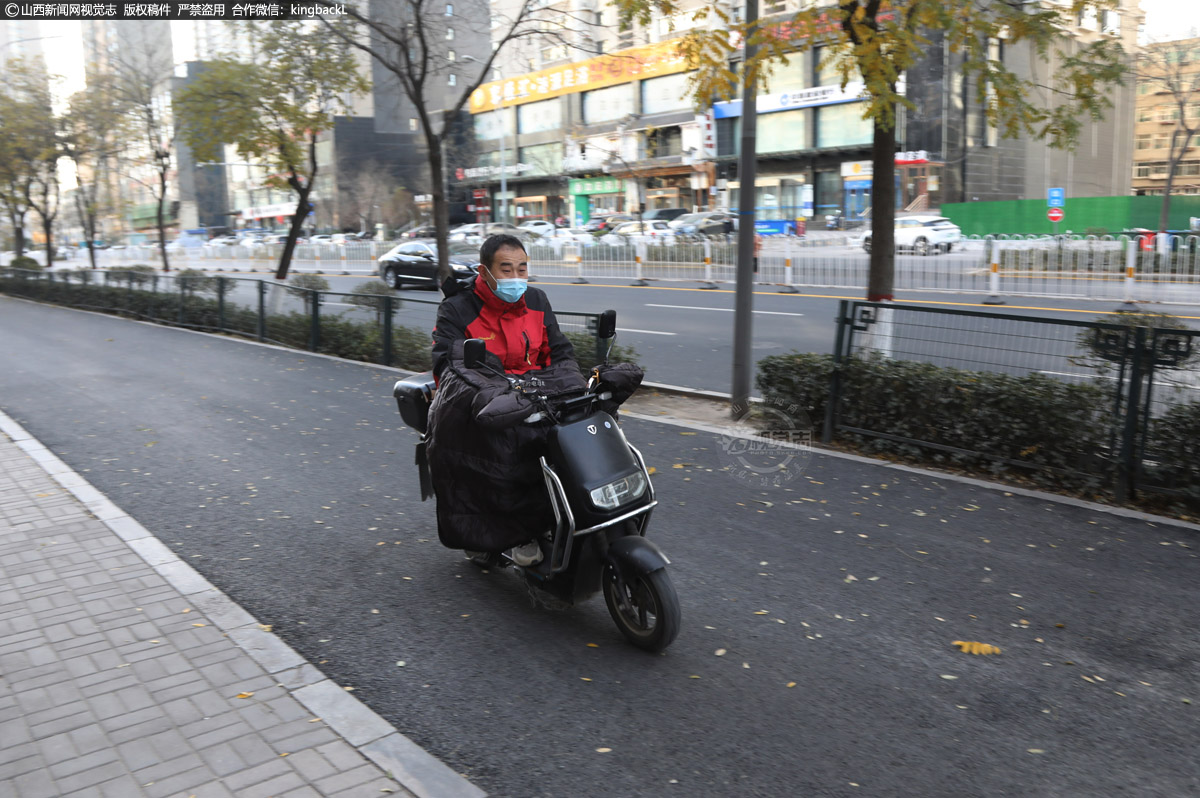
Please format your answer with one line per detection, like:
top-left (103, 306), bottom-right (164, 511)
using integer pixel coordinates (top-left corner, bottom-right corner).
top-left (457, 163), bottom-right (534, 180)
top-left (568, 177), bottom-right (623, 195)
top-left (841, 160), bottom-right (872, 178)
top-left (713, 82), bottom-right (866, 119)
top-left (696, 111), bottom-right (716, 158)
top-left (469, 39), bottom-right (687, 114)
top-left (241, 202), bottom-right (301, 221)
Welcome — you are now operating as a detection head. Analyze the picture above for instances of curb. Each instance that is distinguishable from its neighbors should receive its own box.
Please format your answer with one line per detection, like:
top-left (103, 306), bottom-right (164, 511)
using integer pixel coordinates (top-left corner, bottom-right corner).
top-left (0, 409), bottom-right (486, 798)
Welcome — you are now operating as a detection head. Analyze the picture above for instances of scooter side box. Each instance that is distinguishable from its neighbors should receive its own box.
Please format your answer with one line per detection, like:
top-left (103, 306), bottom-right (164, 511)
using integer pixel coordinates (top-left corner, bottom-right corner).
top-left (393, 372), bottom-right (436, 434)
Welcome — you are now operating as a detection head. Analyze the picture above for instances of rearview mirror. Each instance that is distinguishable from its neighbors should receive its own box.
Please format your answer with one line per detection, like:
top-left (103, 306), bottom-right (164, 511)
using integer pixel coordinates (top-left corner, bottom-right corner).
top-left (463, 338), bottom-right (487, 370)
top-left (597, 309), bottom-right (617, 340)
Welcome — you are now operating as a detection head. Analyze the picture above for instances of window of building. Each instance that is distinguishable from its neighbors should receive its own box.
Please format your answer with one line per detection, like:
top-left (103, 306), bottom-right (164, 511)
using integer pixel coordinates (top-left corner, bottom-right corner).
top-left (409, 118), bottom-right (419, 132)
top-left (1136, 134), bottom-right (1152, 150)
top-left (517, 98), bottom-right (563, 134)
top-left (1158, 105), bottom-right (1179, 122)
top-left (1137, 108), bottom-right (1153, 122)
top-left (817, 102), bottom-right (869, 148)
top-left (582, 83), bottom-right (635, 125)
top-left (474, 108), bottom-right (514, 140)
top-left (760, 108), bottom-right (810, 152)
top-left (448, 50), bottom-right (456, 61)
top-left (1151, 163), bottom-right (1170, 176)
top-left (765, 56), bottom-right (807, 92)
top-left (645, 125), bottom-right (683, 157)
top-left (518, 142), bottom-right (564, 177)
top-left (448, 73), bottom-right (456, 86)
top-left (1134, 165), bottom-right (1150, 178)
top-left (1153, 134), bottom-right (1170, 149)
top-left (446, 27), bottom-right (454, 40)
top-left (1183, 161), bottom-right (1200, 176)
top-left (446, 3), bottom-right (453, 14)
top-left (641, 72), bottom-right (693, 115)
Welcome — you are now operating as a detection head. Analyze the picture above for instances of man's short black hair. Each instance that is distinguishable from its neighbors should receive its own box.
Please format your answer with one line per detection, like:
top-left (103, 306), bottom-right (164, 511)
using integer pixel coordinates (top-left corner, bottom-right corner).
top-left (480, 234), bottom-right (527, 268)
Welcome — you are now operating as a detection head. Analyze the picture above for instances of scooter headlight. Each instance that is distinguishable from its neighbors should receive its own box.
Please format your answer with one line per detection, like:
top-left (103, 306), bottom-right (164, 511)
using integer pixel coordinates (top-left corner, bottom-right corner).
top-left (589, 471), bottom-right (647, 510)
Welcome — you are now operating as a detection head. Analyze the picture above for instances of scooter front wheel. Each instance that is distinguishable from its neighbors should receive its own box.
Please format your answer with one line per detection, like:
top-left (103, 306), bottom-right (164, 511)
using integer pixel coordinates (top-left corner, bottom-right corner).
top-left (603, 564), bottom-right (680, 653)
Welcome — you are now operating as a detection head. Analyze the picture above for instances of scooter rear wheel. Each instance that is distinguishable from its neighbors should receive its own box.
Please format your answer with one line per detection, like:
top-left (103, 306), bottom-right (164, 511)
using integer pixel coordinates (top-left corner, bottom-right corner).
top-left (603, 564), bottom-right (680, 653)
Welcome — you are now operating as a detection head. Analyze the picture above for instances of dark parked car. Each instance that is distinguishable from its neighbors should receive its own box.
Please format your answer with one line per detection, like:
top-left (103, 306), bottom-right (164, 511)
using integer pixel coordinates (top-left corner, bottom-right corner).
top-left (377, 239), bottom-right (479, 290)
top-left (643, 207), bottom-right (689, 222)
top-left (583, 214), bottom-right (635, 233)
top-left (402, 225), bottom-right (438, 239)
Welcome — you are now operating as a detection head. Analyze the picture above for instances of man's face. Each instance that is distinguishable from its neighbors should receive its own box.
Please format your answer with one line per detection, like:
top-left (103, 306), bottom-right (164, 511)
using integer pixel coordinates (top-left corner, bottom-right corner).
top-left (484, 245), bottom-right (529, 282)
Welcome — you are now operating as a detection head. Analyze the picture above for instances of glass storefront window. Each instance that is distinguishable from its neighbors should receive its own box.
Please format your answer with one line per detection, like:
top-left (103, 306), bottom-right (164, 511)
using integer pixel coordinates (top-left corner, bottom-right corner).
top-left (582, 84), bottom-right (635, 125)
top-left (818, 102), bottom-right (872, 147)
top-left (641, 72), bottom-right (694, 115)
top-left (474, 108), bottom-right (515, 141)
top-left (759, 109), bottom-right (809, 154)
top-left (764, 57), bottom-right (806, 93)
top-left (517, 99), bottom-right (563, 134)
top-left (518, 142), bottom-right (564, 177)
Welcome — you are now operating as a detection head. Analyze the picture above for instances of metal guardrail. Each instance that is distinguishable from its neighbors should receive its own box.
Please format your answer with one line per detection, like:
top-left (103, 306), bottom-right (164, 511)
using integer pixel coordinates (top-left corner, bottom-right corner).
top-left (822, 299), bottom-right (1200, 504)
top-left (0, 268), bottom-right (604, 372)
top-left (56, 233), bottom-right (1200, 305)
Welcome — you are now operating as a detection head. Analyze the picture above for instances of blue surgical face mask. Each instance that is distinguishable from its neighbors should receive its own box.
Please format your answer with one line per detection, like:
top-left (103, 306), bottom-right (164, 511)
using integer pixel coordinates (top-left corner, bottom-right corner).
top-left (492, 277), bottom-right (527, 303)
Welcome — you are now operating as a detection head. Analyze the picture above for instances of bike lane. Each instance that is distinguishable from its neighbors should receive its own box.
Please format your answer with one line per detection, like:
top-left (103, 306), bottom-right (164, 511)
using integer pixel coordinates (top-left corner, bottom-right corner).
top-left (2, 294), bottom-right (1198, 797)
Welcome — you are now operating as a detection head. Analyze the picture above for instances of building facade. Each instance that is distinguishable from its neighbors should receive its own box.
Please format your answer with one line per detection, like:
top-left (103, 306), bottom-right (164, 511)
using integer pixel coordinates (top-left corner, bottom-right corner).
top-left (1132, 36), bottom-right (1200, 198)
top-left (459, 0), bottom-right (1139, 227)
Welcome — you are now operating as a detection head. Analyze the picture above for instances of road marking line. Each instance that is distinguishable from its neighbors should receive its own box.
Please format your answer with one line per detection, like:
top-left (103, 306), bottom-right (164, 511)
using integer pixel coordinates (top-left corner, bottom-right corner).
top-left (645, 303), bottom-right (804, 317)
top-left (617, 327), bottom-right (676, 336)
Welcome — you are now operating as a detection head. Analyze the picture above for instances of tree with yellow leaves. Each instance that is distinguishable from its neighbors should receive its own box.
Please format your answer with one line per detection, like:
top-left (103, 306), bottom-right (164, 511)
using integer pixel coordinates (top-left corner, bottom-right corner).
top-left (612, 0), bottom-right (1127, 302)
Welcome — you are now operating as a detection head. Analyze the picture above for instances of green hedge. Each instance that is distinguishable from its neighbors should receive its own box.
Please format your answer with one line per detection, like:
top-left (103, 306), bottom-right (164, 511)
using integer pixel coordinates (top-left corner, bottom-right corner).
top-left (1147, 401), bottom-right (1200, 505)
top-left (758, 351), bottom-right (1114, 491)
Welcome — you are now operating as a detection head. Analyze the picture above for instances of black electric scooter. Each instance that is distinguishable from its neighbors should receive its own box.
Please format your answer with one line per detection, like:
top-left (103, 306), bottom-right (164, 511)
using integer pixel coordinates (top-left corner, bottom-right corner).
top-left (392, 311), bottom-right (680, 652)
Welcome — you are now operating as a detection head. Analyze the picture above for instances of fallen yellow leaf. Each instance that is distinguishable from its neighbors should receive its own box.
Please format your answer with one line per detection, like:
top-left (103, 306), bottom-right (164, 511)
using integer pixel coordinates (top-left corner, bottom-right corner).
top-left (235, 692), bottom-right (254, 699)
top-left (596, 747), bottom-right (612, 753)
top-left (953, 640), bottom-right (1002, 656)
top-left (786, 682), bottom-right (797, 688)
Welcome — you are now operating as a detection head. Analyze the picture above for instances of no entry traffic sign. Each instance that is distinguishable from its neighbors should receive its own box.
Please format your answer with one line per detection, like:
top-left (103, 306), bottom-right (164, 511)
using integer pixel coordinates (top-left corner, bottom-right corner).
top-left (1047, 207), bottom-right (1064, 223)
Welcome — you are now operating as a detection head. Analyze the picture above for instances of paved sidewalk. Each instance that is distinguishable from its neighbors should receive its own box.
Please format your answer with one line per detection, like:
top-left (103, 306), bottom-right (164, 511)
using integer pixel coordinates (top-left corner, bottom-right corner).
top-left (0, 413), bottom-right (485, 798)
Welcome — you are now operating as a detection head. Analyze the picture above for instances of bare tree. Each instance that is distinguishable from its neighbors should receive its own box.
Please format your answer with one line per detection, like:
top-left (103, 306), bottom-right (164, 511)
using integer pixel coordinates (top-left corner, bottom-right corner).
top-left (1136, 39), bottom-right (1200, 236)
top-left (109, 24), bottom-right (178, 270)
top-left (0, 58), bottom-right (49, 260)
top-left (328, 1), bottom-right (593, 286)
top-left (62, 74), bottom-right (131, 269)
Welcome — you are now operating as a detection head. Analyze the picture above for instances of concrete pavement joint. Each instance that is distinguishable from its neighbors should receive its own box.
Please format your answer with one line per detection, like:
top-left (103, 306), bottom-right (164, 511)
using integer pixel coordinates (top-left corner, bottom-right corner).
top-left (0, 408), bottom-right (487, 798)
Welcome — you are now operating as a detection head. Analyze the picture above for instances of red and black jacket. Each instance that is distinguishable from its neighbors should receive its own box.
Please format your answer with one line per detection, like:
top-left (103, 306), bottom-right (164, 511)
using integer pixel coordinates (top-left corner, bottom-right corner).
top-left (432, 270), bottom-right (576, 379)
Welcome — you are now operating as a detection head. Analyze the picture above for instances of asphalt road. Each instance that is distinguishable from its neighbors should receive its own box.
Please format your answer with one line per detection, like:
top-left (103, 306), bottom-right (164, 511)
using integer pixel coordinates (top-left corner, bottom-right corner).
top-left (3, 295), bottom-right (1199, 797)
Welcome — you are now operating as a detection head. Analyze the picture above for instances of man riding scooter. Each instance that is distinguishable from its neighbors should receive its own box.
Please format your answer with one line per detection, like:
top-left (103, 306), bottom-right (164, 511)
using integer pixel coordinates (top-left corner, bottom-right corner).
top-left (427, 234), bottom-right (585, 566)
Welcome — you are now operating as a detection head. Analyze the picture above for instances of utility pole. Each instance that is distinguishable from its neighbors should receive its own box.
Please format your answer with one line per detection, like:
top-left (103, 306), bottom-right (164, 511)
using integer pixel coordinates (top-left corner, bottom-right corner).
top-left (731, 0), bottom-right (759, 420)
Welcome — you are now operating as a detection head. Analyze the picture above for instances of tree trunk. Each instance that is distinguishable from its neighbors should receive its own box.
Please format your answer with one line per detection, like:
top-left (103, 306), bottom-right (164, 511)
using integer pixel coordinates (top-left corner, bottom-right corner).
top-left (11, 213), bottom-right (26, 258)
top-left (42, 211), bottom-right (53, 270)
top-left (276, 189), bottom-right (311, 281)
top-left (157, 168), bottom-right (170, 272)
top-left (867, 113), bottom-right (897, 302)
top-left (1159, 129), bottom-right (1195, 237)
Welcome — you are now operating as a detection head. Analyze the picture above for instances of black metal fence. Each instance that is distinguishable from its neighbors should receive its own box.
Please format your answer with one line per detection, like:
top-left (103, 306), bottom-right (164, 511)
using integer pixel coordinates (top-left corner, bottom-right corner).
top-left (0, 268), bottom-right (608, 372)
top-left (822, 300), bottom-right (1200, 505)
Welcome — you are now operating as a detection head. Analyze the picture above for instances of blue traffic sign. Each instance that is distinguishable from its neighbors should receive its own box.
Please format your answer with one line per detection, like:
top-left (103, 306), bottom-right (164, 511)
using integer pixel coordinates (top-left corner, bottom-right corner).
top-left (1048, 187), bottom-right (1065, 208)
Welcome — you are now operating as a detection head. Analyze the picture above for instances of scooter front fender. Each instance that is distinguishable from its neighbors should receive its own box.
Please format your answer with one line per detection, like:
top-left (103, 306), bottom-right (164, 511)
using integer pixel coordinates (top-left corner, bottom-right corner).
top-left (606, 535), bottom-right (670, 576)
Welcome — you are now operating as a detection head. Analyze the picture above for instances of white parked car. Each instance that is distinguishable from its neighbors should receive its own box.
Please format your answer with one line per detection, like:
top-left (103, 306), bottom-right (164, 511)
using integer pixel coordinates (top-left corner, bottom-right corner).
top-left (862, 215), bottom-right (962, 255)
top-left (603, 220), bottom-right (678, 246)
top-left (519, 220), bottom-right (558, 236)
top-left (537, 227), bottom-right (596, 246)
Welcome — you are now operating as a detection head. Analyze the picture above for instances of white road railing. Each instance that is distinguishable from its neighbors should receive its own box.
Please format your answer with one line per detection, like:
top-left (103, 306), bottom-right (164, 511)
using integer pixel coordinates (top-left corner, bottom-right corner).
top-left (66, 234), bottom-right (1200, 305)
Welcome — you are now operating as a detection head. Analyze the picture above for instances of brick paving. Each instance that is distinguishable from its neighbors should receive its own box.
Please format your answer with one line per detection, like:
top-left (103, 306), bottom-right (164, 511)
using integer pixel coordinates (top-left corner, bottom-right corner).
top-left (0, 413), bottom-right (485, 798)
